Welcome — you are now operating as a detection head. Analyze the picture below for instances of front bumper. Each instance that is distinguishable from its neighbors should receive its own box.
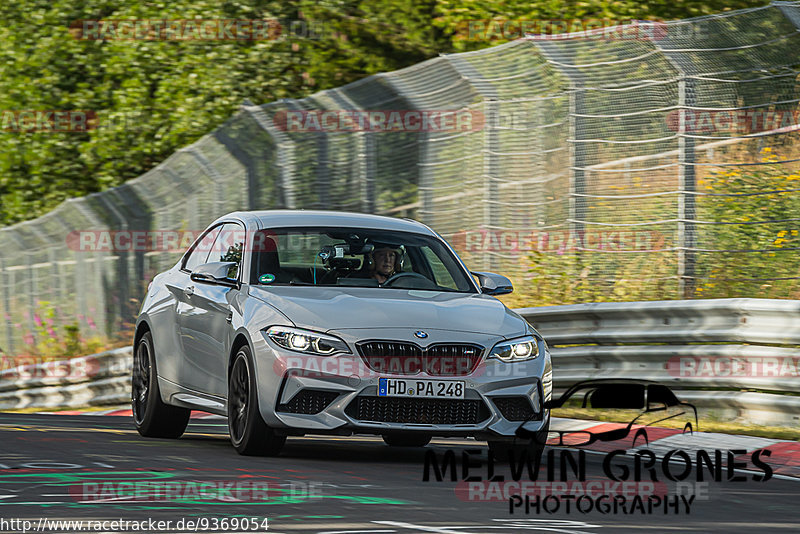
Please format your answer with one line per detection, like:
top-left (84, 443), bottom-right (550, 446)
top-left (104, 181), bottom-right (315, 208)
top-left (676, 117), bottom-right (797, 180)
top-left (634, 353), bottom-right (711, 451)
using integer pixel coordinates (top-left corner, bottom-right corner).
top-left (251, 328), bottom-right (551, 439)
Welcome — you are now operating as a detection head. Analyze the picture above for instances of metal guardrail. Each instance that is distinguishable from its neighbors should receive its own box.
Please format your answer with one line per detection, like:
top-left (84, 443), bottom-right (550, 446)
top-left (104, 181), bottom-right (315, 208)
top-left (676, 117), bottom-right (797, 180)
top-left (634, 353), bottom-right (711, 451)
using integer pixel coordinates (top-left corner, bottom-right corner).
top-left (519, 298), bottom-right (800, 426)
top-left (0, 347), bottom-right (131, 411)
top-left (1, 298), bottom-right (798, 426)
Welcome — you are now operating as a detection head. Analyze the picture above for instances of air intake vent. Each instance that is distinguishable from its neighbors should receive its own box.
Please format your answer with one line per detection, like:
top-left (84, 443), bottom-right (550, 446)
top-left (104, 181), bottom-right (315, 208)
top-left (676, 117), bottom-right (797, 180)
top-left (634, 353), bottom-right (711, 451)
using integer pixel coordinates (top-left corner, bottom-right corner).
top-left (277, 390), bottom-right (339, 415)
top-left (493, 396), bottom-right (539, 422)
top-left (345, 396), bottom-right (490, 425)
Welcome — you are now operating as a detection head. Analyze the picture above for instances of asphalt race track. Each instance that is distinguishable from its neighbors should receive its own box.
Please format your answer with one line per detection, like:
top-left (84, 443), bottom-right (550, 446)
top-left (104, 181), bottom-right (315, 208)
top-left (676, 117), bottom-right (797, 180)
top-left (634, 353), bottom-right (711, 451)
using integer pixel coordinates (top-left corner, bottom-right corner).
top-left (0, 413), bottom-right (798, 533)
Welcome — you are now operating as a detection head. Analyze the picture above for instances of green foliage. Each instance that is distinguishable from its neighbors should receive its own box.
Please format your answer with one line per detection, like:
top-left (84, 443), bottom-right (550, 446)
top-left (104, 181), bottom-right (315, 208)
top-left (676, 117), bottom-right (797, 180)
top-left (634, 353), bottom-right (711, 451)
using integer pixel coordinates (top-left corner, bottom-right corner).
top-left (24, 301), bottom-right (107, 358)
top-left (433, 0), bottom-right (768, 52)
top-left (0, 0), bottom-right (769, 224)
top-left (63, 324), bottom-right (82, 356)
top-left (0, 0), bottom-right (311, 224)
top-left (499, 248), bottom-right (677, 308)
top-left (694, 147), bottom-right (800, 298)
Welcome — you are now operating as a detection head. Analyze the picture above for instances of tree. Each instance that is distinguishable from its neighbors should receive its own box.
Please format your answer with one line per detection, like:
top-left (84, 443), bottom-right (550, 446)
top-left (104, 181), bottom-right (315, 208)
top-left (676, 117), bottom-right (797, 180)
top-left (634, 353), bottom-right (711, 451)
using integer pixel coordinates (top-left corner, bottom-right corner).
top-left (0, 0), bottom-right (768, 224)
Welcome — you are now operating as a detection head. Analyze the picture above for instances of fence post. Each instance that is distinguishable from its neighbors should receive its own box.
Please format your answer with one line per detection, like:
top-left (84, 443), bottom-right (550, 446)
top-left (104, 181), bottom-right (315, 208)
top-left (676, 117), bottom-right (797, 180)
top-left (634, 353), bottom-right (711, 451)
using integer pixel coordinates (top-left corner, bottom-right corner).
top-left (417, 133), bottom-right (435, 228)
top-left (677, 77), bottom-right (697, 298)
top-left (214, 116), bottom-right (260, 211)
top-left (569, 83), bottom-right (587, 249)
top-left (95, 195), bottom-right (131, 334)
top-left (533, 105), bottom-right (546, 229)
top-left (73, 199), bottom-right (108, 337)
top-left (47, 247), bottom-right (62, 331)
top-left (443, 53), bottom-right (500, 270)
top-left (361, 132), bottom-right (376, 213)
top-left (655, 44), bottom-right (697, 299)
top-left (0, 258), bottom-right (12, 354)
top-left (26, 252), bottom-right (36, 344)
top-left (3, 230), bottom-right (26, 351)
top-left (483, 99), bottom-right (500, 270)
top-left (243, 104), bottom-right (296, 209)
top-left (74, 245), bottom-right (87, 334)
top-left (186, 146), bottom-right (228, 217)
top-left (315, 131), bottom-right (330, 209)
top-left (533, 42), bottom-right (586, 257)
top-left (9, 267), bottom-right (18, 349)
top-left (326, 88), bottom-right (376, 214)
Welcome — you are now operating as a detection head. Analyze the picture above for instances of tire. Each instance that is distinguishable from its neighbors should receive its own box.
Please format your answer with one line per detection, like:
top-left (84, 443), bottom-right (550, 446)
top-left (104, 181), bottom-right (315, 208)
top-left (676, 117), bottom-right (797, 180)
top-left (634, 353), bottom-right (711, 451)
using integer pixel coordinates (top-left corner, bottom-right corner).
top-left (228, 346), bottom-right (286, 456)
top-left (132, 331), bottom-right (191, 438)
top-left (382, 434), bottom-right (432, 447)
top-left (488, 421), bottom-right (548, 464)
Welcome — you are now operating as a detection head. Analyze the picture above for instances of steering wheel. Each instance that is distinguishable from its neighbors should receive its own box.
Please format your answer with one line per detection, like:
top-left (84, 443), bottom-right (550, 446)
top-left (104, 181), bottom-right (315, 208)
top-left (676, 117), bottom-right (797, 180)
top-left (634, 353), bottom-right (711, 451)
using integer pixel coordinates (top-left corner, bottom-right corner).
top-left (383, 272), bottom-right (438, 289)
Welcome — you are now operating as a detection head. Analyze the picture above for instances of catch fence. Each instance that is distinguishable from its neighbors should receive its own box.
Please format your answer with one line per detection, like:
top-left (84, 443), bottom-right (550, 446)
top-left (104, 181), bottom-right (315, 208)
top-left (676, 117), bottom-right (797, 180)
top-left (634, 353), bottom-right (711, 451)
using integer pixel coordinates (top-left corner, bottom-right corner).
top-left (3, 2), bottom-right (800, 353)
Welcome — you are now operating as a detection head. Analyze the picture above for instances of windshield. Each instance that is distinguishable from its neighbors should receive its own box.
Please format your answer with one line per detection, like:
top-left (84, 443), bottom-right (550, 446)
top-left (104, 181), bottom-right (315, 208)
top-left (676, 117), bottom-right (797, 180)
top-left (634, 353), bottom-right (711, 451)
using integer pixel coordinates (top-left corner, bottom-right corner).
top-left (249, 227), bottom-right (476, 292)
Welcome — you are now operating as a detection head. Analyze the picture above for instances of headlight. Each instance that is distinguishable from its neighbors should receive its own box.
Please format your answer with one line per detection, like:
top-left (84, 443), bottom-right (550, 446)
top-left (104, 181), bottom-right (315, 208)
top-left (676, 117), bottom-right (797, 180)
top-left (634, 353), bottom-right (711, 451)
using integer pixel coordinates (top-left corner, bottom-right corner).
top-left (488, 335), bottom-right (540, 363)
top-left (264, 326), bottom-right (351, 356)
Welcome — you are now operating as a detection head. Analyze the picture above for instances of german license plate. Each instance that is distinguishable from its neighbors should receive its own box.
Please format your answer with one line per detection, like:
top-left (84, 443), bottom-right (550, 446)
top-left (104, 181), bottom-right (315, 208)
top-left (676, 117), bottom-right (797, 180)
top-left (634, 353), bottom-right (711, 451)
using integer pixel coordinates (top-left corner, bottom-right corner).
top-left (378, 378), bottom-right (465, 399)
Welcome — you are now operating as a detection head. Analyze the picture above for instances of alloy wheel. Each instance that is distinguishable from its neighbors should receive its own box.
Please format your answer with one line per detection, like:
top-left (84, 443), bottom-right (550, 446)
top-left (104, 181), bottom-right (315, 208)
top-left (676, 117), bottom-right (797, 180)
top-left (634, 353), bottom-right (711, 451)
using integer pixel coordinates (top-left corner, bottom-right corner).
top-left (229, 352), bottom-right (250, 444)
top-left (132, 338), bottom-right (151, 425)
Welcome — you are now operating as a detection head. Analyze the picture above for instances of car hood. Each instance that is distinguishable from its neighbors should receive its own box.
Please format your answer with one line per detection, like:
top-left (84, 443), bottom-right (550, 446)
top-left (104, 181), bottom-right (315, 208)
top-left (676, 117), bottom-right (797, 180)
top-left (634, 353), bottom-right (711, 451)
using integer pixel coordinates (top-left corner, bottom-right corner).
top-left (249, 286), bottom-right (527, 337)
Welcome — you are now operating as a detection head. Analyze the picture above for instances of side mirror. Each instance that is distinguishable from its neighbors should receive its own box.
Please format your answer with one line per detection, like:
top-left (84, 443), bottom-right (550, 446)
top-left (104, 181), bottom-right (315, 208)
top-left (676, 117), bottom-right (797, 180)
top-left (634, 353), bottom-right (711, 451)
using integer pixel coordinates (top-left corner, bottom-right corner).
top-left (471, 271), bottom-right (513, 296)
top-left (190, 261), bottom-right (238, 287)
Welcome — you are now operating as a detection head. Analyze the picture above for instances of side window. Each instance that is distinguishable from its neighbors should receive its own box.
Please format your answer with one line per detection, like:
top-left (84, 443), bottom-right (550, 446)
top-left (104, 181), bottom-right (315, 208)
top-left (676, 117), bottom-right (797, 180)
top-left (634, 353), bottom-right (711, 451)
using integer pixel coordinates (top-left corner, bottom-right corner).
top-left (207, 223), bottom-right (246, 280)
top-left (422, 247), bottom-right (458, 290)
top-left (183, 226), bottom-right (222, 272)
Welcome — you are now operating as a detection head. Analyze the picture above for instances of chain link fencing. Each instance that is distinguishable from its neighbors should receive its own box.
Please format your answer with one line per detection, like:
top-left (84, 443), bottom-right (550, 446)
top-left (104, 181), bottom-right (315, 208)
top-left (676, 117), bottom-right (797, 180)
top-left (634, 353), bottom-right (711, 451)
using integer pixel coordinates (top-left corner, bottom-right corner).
top-left (2, 2), bottom-right (800, 354)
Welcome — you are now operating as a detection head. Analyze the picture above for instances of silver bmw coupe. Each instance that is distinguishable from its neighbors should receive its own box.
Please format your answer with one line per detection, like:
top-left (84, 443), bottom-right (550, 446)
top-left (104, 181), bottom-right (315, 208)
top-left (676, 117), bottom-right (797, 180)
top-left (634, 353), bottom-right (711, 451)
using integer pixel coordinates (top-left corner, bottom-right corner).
top-left (132, 210), bottom-right (552, 456)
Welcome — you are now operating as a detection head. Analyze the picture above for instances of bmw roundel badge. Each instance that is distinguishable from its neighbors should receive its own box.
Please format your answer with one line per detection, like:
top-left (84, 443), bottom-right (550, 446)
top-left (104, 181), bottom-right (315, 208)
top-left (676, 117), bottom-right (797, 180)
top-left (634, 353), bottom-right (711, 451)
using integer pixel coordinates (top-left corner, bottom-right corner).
top-left (414, 330), bottom-right (428, 339)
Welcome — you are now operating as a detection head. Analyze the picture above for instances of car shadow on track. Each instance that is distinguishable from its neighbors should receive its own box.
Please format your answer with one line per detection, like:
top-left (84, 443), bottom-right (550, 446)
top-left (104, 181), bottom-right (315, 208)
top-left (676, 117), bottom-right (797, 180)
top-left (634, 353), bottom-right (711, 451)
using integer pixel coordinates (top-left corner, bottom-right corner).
top-left (178, 428), bottom-right (481, 465)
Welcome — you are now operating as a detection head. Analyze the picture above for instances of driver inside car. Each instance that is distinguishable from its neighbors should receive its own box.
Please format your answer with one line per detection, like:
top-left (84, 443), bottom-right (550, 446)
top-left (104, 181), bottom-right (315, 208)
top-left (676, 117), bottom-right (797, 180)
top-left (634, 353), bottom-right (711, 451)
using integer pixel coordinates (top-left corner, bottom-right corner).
top-left (368, 244), bottom-right (402, 285)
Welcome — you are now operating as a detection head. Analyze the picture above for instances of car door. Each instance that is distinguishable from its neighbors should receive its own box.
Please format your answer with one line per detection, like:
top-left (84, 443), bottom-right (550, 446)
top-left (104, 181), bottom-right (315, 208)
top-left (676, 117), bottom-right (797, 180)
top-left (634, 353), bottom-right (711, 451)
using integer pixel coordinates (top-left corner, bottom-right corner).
top-left (177, 222), bottom-right (245, 397)
top-left (162, 225), bottom-right (221, 385)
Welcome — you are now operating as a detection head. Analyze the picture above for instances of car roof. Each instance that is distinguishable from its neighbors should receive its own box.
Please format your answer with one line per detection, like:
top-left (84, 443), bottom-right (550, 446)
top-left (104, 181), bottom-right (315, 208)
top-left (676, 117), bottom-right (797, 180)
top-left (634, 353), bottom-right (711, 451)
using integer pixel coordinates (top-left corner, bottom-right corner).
top-left (216, 210), bottom-right (437, 236)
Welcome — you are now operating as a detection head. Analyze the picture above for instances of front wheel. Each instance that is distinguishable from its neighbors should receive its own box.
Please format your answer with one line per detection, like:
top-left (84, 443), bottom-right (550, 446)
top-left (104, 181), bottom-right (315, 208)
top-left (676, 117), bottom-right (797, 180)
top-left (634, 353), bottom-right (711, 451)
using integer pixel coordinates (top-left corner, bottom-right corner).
top-left (228, 346), bottom-right (286, 456)
top-left (132, 331), bottom-right (190, 438)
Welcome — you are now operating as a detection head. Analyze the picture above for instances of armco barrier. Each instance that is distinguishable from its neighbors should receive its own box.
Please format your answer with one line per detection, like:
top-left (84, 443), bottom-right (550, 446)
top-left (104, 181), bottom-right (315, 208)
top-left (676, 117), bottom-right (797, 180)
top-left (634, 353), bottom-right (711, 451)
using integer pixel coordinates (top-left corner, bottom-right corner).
top-left (1, 298), bottom-right (798, 424)
top-left (519, 298), bottom-right (800, 426)
top-left (0, 347), bottom-right (132, 411)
